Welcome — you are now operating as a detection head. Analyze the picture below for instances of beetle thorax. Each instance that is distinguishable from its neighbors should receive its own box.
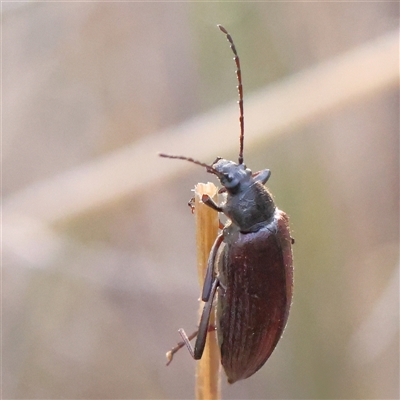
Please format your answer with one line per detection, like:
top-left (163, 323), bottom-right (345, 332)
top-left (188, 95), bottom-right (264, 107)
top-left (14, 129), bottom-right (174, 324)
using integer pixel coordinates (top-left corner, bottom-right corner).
top-left (212, 159), bottom-right (276, 232)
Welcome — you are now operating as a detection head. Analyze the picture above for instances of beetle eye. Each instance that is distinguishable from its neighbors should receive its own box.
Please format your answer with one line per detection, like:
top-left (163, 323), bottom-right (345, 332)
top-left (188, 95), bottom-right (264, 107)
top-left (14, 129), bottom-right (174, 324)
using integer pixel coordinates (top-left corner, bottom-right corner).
top-left (225, 174), bottom-right (233, 182)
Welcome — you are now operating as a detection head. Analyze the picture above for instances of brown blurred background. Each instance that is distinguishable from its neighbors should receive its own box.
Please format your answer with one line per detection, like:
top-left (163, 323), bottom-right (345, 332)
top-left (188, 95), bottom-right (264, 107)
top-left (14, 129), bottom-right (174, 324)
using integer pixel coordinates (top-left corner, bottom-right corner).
top-left (3, 3), bottom-right (399, 399)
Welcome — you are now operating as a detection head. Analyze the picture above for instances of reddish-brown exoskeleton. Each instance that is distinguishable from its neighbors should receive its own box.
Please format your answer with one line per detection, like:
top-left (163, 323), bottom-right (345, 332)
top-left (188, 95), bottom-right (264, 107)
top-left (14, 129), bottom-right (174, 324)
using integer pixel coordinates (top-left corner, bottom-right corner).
top-left (161, 25), bottom-right (294, 384)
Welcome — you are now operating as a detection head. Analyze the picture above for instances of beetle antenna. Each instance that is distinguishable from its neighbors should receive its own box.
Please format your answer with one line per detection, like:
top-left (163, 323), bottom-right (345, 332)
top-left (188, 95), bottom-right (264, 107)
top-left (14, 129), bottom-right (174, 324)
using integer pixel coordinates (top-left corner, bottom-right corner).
top-left (159, 153), bottom-right (224, 179)
top-left (218, 24), bottom-right (244, 165)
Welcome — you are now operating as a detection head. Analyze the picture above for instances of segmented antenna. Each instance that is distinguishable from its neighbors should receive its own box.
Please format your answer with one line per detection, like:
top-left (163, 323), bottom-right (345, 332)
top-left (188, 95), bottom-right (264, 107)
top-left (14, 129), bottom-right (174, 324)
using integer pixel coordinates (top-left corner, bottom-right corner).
top-left (218, 24), bottom-right (244, 165)
top-left (159, 153), bottom-right (224, 179)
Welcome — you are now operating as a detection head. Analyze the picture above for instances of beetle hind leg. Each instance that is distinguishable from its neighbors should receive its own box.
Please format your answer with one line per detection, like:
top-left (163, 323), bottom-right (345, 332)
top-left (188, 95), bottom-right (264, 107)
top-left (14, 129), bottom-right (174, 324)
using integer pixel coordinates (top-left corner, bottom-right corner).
top-left (166, 330), bottom-right (198, 365)
top-left (166, 324), bottom-right (217, 365)
top-left (174, 278), bottom-right (219, 360)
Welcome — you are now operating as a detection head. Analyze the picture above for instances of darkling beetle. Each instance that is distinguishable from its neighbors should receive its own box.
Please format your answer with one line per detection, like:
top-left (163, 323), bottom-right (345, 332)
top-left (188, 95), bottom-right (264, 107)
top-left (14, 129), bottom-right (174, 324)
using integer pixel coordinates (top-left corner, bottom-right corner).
top-left (160, 25), bottom-right (294, 384)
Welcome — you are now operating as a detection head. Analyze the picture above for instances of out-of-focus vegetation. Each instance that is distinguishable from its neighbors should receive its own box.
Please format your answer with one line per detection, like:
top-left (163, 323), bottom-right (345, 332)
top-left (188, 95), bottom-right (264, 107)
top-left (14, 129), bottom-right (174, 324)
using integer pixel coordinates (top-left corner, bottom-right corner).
top-left (3, 3), bottom-right (398, 399)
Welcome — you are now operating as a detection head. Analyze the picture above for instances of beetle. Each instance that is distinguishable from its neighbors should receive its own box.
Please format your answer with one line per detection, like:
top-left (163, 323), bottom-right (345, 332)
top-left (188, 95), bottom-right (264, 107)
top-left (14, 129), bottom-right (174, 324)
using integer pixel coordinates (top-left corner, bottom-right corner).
top-left (160, 25), bottom-right (293, 384)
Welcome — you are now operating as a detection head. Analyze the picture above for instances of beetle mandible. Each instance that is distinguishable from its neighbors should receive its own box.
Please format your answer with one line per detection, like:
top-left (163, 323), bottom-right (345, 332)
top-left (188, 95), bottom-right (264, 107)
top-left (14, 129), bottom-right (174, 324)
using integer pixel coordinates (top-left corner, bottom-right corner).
top-left (160, 24), bottom-right (294, 384)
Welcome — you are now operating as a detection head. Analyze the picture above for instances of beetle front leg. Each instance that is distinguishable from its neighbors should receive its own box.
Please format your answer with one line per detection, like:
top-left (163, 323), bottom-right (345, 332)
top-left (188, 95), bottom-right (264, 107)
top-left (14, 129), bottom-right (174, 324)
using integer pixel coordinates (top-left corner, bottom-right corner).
top-left (187, 197), bottom-right (195, 214)
top-left (201, 194), bottom-right (223, 212)
top-left (178, 278), bottom-right (219, 360)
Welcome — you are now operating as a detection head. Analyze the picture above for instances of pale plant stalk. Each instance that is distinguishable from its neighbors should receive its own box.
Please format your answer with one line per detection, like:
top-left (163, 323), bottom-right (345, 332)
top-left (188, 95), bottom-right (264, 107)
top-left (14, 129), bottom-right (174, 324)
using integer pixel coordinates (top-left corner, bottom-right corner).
top-left (194, 182), bottom-right (221, 400)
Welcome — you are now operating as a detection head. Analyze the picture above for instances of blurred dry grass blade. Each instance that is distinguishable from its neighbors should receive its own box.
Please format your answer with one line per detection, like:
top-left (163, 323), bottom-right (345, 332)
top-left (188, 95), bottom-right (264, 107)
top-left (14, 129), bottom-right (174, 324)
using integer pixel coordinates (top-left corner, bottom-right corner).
top-left (347, 263), bottom-right (399, 365)
top-left (4, 28), bottom-right (399, 225)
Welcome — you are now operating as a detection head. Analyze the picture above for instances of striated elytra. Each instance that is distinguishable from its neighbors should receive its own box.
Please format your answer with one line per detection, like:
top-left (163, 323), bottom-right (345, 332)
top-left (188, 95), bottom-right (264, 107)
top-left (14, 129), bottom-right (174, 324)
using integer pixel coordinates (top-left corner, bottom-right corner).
top-left (161, 25), bottom-right (294, 384)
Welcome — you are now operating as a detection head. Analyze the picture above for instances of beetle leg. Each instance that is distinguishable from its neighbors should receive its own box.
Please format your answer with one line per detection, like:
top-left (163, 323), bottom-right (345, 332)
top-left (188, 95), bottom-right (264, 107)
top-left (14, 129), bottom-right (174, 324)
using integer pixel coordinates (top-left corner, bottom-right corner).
top-left (201, 233), bottom-right (224, 301)
top-left (188, 197), bottom-right (225, 224)
top-left (187, 197), bottom-right (195, 214)
top-left (218, 186), bottom-right (227, 194)
top-left (166, 329), bottom-right (198, 366)
top-left (201, 194), bottom-right (223, 212)
top-left (166, 324), bottom-right (216, 366)
top-left (218, 280), bottom-right (227, 294)
top-left (179, 278), bottom-right (219, 360)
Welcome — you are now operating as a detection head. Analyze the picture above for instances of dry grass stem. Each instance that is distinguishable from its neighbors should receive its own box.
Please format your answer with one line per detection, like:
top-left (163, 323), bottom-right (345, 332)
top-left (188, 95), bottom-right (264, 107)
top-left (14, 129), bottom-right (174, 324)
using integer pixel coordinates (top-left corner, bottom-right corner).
top-left (194, 183), bottom-right (221, 400)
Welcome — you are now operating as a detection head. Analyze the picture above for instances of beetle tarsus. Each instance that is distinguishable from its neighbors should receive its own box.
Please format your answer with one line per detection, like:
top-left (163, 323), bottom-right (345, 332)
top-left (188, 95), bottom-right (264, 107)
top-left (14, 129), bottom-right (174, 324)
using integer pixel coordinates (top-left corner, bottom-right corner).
top-left (188, 197), bottom-right (195, 214)
top-left (166, 329), bottom-right (199, 365)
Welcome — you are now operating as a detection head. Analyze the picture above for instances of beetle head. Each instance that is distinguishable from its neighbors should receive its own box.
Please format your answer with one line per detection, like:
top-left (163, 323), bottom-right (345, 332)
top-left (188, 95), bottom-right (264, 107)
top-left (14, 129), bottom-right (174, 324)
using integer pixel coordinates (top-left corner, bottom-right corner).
top-left (211, 158), bottom-right (252, 193)
top-left (158, 153), bottom-right (253, 194)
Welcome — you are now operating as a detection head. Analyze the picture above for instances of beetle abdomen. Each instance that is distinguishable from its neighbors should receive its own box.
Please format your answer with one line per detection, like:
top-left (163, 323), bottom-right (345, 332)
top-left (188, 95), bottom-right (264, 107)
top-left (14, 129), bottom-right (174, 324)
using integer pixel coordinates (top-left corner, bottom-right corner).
top-left (217, 210), bottom-right (293, 383)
